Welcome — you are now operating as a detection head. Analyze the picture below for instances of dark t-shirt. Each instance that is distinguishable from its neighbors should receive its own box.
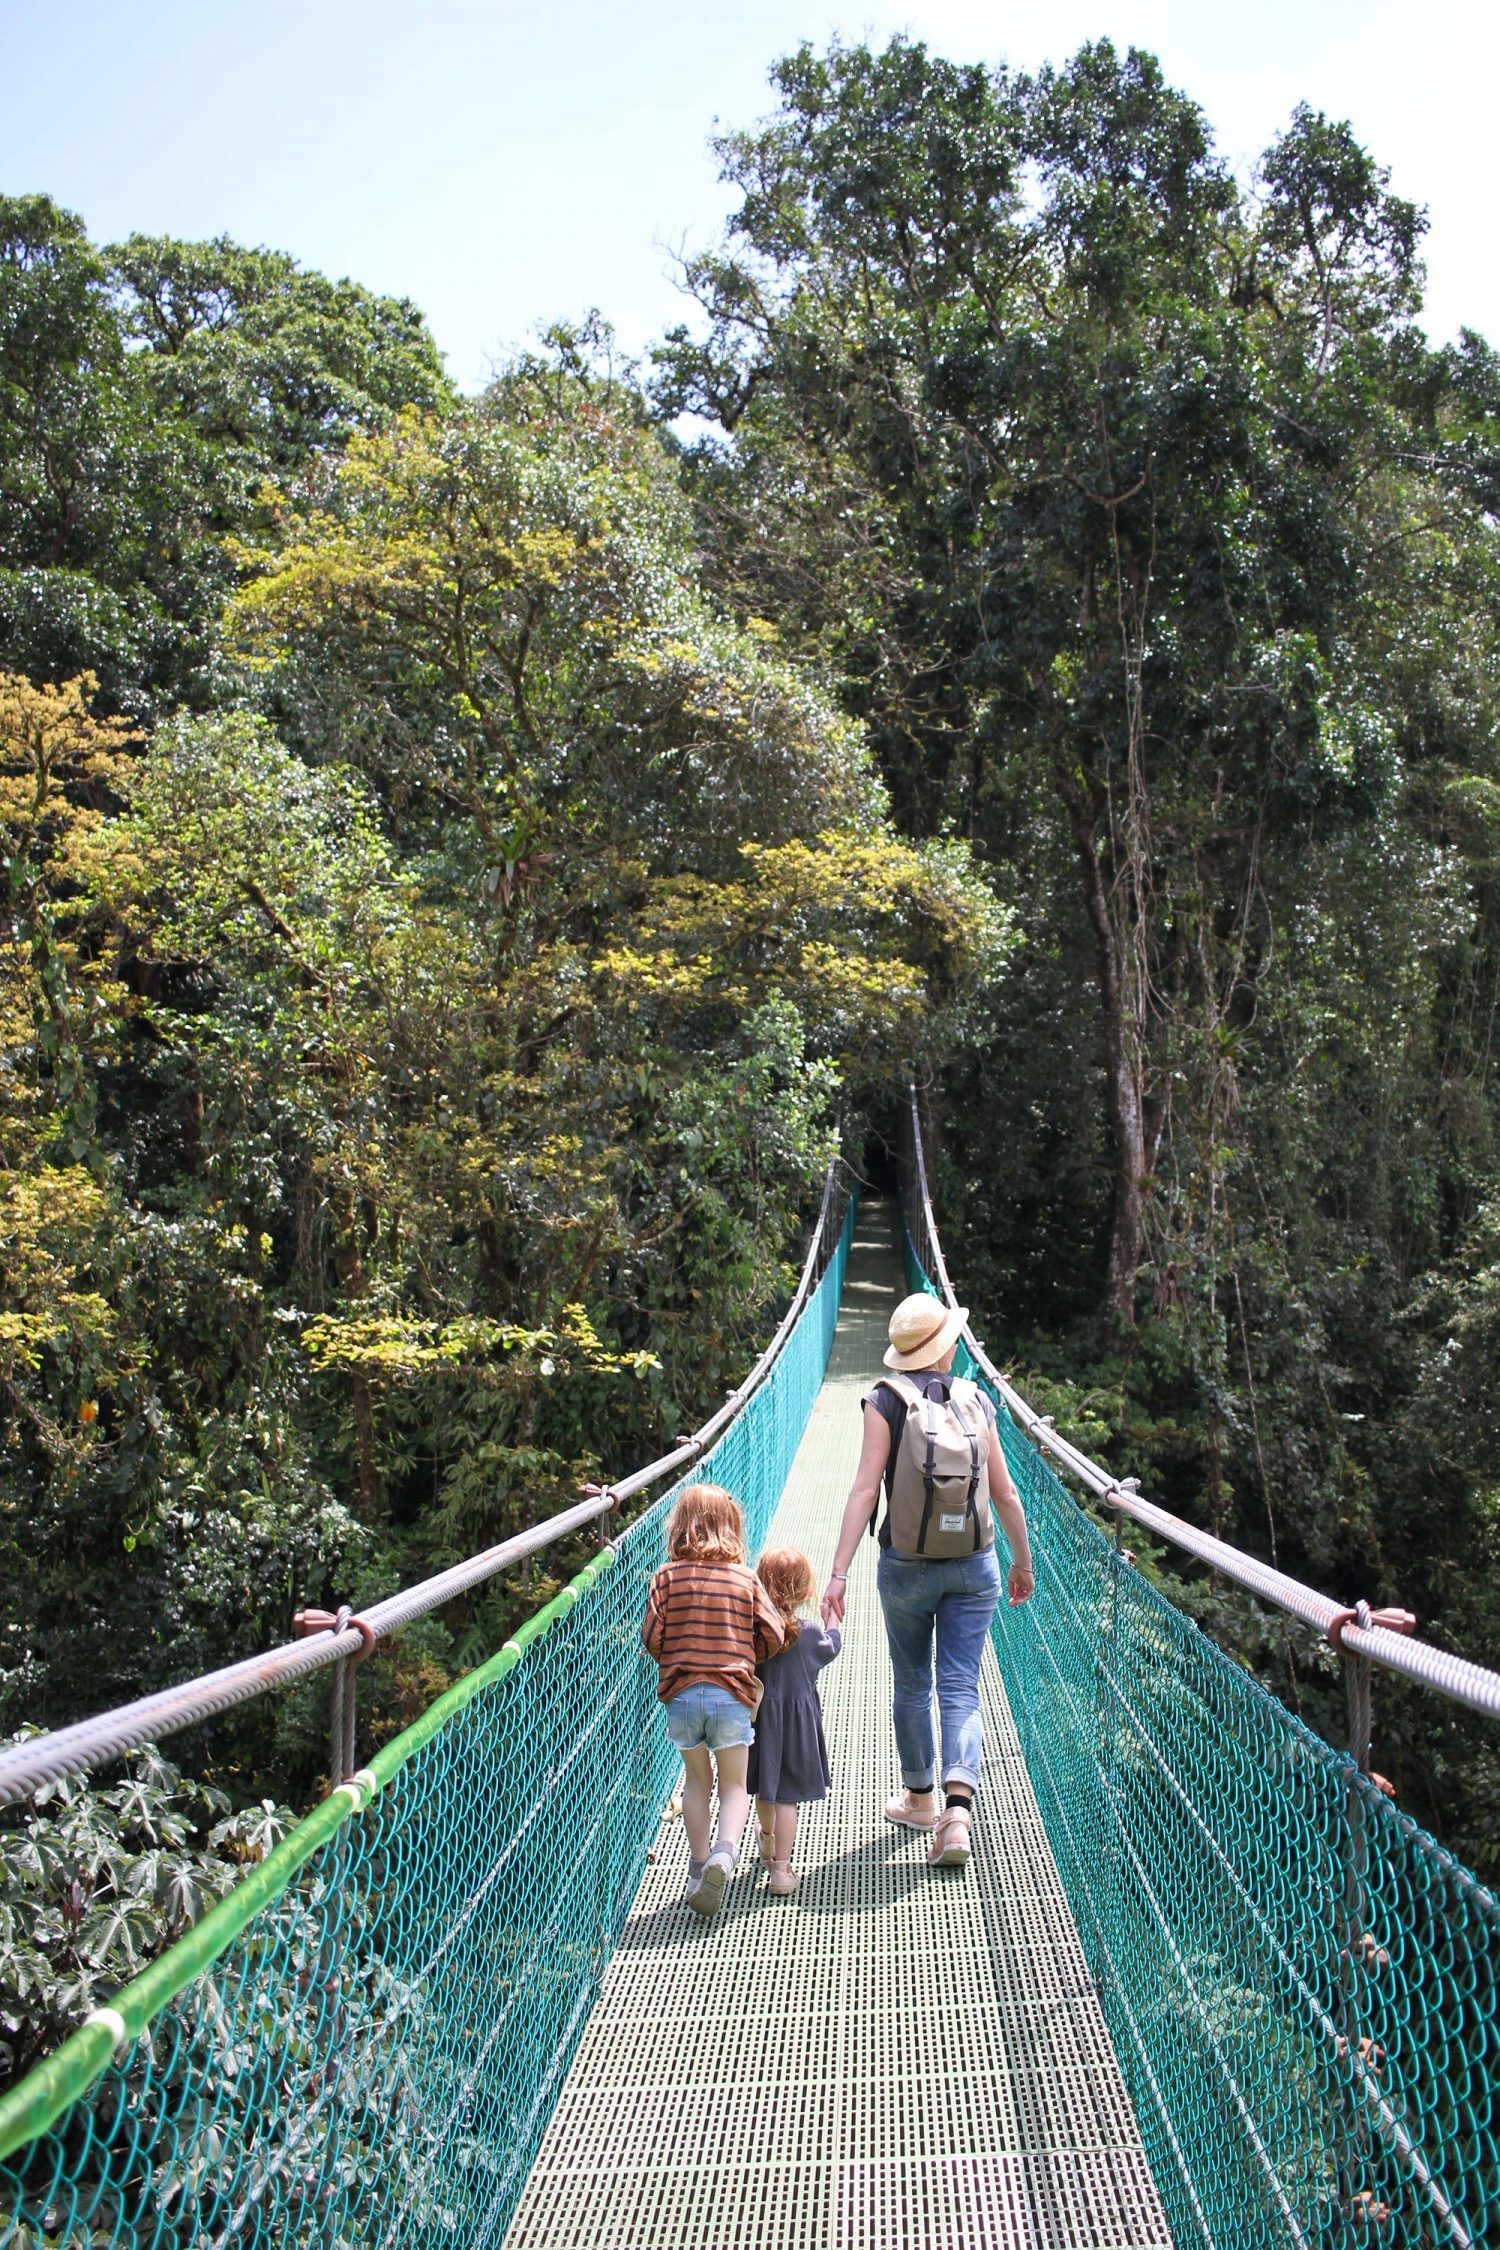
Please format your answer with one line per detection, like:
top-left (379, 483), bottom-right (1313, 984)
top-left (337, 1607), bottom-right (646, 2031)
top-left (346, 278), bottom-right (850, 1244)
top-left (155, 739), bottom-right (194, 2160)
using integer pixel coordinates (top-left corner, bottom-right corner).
top-left (860, 1373), bottom-right (998, 1548)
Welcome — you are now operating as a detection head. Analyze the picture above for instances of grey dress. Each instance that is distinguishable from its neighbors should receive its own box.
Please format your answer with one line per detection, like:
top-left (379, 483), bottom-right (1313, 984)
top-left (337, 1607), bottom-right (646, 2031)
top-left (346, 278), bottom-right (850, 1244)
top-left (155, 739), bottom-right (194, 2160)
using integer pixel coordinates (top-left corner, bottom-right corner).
top-left (746, 1622), bottom-right (842, 1804)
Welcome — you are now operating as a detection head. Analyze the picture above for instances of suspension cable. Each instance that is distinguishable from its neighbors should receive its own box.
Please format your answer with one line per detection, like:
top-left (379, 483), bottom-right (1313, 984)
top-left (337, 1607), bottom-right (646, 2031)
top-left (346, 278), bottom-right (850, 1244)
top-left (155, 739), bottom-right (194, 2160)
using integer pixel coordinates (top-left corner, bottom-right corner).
top-left (905, 1088), bottom-right (1500, 1724)
top-left (0, 1160), bottom-right (845, 1808)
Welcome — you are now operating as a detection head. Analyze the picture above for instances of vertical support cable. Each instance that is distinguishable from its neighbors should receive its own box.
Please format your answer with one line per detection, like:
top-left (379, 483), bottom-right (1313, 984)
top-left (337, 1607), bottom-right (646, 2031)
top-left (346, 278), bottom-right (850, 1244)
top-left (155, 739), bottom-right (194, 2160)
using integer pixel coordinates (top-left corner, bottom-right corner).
top-left (1343, 1600), bottom-right (1376, 1776)
top-left (323, 1606), bottom-right (375, 1788)
top-left (1338, 1600), bottom-right (1378, 2225)
top-left (328, 1606), bottom-right (354, 1787)
top-left (1096, 1506), bottom-right (1125, 2009)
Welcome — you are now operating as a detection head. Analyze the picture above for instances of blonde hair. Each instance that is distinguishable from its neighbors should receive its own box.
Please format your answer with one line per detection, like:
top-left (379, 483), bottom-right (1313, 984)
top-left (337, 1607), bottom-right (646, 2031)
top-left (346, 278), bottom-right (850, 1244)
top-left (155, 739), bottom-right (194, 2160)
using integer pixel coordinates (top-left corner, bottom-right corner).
top-left (667, 1483), bottom-right (745, 1565)
top-left (756, 1547), bottom-right (815, 1644)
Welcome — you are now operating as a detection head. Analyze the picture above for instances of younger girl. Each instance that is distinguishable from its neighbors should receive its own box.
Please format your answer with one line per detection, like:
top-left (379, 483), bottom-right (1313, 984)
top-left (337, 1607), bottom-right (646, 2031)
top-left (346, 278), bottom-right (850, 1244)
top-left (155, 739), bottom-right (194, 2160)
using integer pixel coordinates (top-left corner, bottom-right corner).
top-left (748, 1548), bottom-right (842, 1896)
top-left (641, 1484), bottom-right (786, 1918)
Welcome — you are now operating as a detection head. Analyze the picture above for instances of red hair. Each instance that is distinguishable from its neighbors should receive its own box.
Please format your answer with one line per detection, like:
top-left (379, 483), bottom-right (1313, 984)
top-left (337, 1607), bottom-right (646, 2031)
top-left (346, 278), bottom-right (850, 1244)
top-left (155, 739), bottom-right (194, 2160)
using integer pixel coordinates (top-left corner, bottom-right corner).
top-left (667, 1483), bottom-right (745, 1565)
top-left (756, 1547), bottom-right (815, 1644)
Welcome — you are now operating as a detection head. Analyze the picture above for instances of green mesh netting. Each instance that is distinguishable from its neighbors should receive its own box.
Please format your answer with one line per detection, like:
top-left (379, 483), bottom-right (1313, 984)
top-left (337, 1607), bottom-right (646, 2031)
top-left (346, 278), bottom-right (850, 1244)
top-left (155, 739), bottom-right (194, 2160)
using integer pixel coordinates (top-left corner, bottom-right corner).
top-left (905, 1229), bottom-right (1500, 2250)
top-left (0, 1201), bottom-right (854, 2250)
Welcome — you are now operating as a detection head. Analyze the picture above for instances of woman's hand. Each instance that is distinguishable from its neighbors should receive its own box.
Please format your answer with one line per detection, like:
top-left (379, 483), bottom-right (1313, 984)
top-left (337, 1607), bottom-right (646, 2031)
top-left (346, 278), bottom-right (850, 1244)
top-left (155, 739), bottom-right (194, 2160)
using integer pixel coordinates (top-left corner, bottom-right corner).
top-left (1007, 1559), bottom-right (1035, 1607)
top-left (821, 1575), bottom-right (848, 1627)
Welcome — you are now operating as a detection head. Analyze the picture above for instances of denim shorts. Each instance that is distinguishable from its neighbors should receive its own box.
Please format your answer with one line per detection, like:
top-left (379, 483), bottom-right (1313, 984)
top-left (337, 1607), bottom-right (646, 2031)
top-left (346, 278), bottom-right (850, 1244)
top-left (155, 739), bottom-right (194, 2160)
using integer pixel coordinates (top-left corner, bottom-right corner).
top-left (665, 1682), bottom-right (755, 1752)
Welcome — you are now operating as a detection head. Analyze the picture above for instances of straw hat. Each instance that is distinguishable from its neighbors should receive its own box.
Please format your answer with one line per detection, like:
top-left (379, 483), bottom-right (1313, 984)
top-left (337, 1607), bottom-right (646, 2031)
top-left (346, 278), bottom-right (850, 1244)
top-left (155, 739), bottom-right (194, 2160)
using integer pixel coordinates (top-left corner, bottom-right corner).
top-left (883, 1292), bottom-right (970, 1371)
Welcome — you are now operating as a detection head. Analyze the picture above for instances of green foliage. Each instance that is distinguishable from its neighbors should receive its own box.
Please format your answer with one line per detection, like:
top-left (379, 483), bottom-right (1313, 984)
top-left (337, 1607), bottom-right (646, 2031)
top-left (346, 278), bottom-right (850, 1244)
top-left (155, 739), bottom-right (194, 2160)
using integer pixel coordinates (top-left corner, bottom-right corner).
top-left (0, 322), bottom-right (1005, 1866)
top-left (0, 197), bottom-right (450, 715)
top-left (0, 1737), bottom-right (291, 2090)
top-left (4, 20), bottom-right (1498, 2030)
top-left (663, 32), bottom-right (1500, 1872)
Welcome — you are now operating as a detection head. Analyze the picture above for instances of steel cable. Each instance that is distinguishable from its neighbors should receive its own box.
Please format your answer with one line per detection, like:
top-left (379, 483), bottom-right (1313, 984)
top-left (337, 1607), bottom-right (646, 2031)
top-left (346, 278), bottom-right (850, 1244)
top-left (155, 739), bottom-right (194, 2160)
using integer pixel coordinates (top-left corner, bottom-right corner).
top-left (0, 1164), bottom-right (843, 1808)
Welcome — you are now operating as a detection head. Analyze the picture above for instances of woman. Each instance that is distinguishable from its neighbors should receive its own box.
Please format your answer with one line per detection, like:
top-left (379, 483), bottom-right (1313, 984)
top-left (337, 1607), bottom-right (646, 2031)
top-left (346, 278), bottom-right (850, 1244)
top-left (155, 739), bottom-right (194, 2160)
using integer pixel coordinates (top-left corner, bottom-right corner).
top-left (821, 1292), bottom-right (1035, 1869)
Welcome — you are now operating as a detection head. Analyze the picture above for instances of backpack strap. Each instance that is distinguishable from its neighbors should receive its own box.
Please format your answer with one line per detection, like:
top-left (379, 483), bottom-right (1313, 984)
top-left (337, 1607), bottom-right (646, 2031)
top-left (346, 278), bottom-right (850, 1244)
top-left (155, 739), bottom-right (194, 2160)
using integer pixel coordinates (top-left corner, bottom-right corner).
top-left (863, 1377), bottom-right (908, 1539)
top-left (867, 1375), bottom-right (916, 1542)
top-left (916, 1381), bottom-right (941, 1555)
top-left (949, 1382), bottom-right (985, 1550)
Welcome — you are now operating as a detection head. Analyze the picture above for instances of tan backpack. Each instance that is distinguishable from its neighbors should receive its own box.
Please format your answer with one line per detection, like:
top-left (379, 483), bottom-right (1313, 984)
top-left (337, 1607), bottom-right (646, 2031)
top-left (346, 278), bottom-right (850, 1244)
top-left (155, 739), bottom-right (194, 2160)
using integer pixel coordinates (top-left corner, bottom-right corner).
top-left (880, 1373), bottom-right (994, 1558)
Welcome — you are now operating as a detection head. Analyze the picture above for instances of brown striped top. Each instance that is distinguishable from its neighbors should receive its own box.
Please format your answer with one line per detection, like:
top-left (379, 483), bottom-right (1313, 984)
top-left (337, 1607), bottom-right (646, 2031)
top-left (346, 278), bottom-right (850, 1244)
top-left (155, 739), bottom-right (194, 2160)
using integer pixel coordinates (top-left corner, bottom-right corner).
top-left (640, 1559), bottom-right (787, 1709)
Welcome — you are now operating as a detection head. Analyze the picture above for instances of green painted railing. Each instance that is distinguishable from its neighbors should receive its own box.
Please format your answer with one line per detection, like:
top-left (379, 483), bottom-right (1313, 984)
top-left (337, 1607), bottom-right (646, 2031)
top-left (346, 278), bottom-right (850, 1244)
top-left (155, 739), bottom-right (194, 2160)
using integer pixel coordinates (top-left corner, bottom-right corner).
top-left (903, 1226), bottom-right (1500, 2250)
top-left (6, 1167), bottom-right (1498, 2249)
top-left (0, 1200), bottom-right (854, 2249)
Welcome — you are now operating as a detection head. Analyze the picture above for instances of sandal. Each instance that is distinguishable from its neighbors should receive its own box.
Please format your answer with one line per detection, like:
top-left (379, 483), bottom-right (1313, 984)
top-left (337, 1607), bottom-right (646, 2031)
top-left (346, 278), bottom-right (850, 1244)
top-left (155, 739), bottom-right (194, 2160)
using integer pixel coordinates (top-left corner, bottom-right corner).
top-left (768, 1858), bottom-right (800, 1897)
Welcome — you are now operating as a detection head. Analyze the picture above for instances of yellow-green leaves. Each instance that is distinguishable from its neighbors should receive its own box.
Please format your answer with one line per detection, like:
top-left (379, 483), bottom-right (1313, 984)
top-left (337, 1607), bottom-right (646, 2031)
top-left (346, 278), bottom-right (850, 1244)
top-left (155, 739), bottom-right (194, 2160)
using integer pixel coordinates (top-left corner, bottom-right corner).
top-left (300, 1308), bottom-right (655, 1386)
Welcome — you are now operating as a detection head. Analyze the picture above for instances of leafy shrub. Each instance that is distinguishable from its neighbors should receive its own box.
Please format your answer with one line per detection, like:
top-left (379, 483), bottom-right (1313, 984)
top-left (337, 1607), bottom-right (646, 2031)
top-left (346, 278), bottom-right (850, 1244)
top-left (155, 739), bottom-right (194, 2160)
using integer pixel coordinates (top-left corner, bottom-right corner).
top-left (0, 1735), bottom-right (291, 2094)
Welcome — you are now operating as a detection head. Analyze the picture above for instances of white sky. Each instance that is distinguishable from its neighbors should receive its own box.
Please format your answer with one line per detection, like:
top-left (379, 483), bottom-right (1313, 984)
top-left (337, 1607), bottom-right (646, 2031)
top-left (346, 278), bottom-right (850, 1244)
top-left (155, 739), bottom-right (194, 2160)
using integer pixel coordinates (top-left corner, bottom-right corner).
top-left (4, 0), bottom-right (1495, 389)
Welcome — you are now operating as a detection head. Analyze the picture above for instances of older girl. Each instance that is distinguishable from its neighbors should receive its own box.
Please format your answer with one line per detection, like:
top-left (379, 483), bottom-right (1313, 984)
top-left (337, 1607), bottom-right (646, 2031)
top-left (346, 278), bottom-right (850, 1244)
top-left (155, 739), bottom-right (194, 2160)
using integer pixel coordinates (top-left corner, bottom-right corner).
top-left (641, 1484), bottom-right (786, 1916)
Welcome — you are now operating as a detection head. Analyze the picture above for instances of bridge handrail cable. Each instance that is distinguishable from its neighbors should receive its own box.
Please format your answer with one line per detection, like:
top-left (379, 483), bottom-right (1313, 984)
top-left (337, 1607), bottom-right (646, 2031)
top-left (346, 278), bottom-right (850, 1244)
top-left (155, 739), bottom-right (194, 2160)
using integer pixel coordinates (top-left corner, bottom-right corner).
top-left (0, 1161), bottom-right (844, 1810)
top-left (905, 1087), bottom-right (1500, 1725)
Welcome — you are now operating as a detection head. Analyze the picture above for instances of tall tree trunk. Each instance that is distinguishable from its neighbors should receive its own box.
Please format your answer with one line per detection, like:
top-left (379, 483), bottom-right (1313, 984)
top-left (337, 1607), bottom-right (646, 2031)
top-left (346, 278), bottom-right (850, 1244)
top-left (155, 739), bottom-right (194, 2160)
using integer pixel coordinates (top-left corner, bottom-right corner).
top-left (1055, 759), bottom-right (1146, 1329)
top-left (331, 1178), bottom-right (381, 1520)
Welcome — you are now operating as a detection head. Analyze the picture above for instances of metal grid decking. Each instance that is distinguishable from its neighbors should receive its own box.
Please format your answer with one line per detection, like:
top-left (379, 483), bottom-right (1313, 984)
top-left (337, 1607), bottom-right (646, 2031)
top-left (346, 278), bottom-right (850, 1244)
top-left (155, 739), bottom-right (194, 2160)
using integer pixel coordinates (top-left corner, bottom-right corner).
top-left (504, 1202), bottom-right (1173, 2249)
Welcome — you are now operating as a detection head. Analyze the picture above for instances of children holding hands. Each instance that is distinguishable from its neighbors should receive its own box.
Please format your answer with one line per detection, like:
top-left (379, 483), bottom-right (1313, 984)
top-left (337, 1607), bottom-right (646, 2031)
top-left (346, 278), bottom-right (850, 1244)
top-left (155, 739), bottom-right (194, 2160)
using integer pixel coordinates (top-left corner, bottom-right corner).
top-left (641, 1486), bottom-right (840, 1916)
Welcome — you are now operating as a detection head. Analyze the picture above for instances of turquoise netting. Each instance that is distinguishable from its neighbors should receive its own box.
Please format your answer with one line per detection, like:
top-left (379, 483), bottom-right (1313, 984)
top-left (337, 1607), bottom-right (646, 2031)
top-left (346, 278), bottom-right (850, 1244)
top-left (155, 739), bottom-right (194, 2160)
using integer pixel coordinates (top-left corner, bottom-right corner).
top-left (906, 1228), bottom-right (1500, 2250)
top-left (0, 1200), bottom-right (854, 2250)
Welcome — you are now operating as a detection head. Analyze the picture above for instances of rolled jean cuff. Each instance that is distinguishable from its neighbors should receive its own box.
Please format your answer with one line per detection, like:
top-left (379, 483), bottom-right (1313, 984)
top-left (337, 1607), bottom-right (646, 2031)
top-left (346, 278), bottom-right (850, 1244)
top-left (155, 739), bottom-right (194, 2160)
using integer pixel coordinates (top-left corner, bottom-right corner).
top-left (901, 1764), bottom-right (937, 1792)
top-left (940, 1762), bottom-right (979, 1789)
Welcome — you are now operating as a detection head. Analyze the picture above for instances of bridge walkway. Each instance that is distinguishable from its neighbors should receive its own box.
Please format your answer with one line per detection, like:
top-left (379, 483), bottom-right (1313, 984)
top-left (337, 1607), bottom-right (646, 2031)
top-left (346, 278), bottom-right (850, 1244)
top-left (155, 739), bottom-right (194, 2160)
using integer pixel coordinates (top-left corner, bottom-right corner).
top-left (505, 1200), bottom-right (1173, 2249)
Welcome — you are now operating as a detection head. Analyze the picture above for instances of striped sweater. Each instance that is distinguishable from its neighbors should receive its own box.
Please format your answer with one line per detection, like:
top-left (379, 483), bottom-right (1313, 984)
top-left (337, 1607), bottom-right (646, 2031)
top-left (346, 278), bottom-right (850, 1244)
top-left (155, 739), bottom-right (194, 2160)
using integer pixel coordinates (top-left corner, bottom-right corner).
top-left (641, 1559), bottom-right (786, 1709)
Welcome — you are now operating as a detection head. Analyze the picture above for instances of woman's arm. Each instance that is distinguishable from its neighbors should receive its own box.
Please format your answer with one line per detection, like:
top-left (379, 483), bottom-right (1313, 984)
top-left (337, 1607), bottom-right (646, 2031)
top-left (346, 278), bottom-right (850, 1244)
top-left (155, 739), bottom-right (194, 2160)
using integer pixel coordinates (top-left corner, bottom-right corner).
top-left (821, 1402), bottom-right (892, 1625)
top-left (988, 1438), bottom-right (1035, 1605)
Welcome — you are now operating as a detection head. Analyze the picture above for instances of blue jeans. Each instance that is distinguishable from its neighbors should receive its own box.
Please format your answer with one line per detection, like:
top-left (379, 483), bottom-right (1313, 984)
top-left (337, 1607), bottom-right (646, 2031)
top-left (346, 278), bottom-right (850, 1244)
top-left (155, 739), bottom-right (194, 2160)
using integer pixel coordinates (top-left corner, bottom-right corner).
top-left (664, 1682), bottom-right (755, 1752)
top-left (877, 1545), bottom-right (1002, 1791)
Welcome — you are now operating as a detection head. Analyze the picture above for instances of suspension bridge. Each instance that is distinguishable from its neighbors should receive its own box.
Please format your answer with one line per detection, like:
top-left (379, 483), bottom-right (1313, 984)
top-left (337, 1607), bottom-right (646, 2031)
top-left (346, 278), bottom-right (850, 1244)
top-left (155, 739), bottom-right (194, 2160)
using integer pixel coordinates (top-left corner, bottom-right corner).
top-left (1, 1103), bottom-right (1497, 2248)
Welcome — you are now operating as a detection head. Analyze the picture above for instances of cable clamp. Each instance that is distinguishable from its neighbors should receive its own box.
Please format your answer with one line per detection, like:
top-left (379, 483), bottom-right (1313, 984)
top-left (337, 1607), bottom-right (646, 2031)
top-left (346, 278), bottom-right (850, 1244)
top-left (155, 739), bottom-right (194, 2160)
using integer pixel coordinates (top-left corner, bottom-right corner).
top-left (580, 1483), bottom-right (620, 1513)
top-left (85, 2005), bottom-right (129, 2052)
top-left (333, 1766), bottom-right (380, 1811)
top-left (294, 1607), bottom-right (377, 1660)
top-left (1327, 1601), bottom-right (1417, 1654)
top-left (332, 1604), bottom-right (377, 1662)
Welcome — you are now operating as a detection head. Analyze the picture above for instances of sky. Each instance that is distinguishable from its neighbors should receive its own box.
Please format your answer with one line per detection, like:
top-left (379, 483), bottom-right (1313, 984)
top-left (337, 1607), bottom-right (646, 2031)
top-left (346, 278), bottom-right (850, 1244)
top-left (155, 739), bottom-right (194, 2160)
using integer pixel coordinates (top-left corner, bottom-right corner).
top-left (5, 0), bottom-right (1496, 391)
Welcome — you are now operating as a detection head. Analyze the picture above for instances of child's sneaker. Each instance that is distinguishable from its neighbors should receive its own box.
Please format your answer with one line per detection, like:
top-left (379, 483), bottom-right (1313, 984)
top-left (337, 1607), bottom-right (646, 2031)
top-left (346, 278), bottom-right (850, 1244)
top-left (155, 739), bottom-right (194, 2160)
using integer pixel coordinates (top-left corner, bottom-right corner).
top-left (768, 1860), bottom-right (800, 1897)
top-left (688, 1843), bottom-right (734, 1917)
top-left (885, 1788), bottom-right (938, 1831)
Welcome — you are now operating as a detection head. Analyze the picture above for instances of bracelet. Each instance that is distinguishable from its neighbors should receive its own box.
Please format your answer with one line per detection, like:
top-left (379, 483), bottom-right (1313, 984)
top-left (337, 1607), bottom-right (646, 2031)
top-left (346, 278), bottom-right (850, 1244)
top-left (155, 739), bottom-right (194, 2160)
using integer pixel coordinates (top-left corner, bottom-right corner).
top-left (829, 1571), bottom-right (848, 1583)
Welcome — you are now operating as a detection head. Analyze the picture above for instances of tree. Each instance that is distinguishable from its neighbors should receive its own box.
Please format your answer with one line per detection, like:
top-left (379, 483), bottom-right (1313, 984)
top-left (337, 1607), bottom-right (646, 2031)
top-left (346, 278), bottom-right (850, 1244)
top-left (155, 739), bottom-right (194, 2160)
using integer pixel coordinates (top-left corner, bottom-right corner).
top-left (651, 35), bottom-right (1500, 1860)
top-left (0, 200), bottom-right (452, 715)
top-left (656, 39), bottom-right (1436, 1328)
top-left (0, 369), bottom-right (1014, 1769)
